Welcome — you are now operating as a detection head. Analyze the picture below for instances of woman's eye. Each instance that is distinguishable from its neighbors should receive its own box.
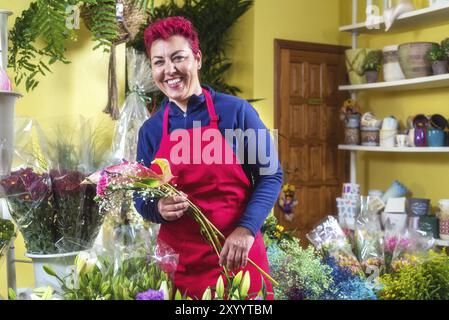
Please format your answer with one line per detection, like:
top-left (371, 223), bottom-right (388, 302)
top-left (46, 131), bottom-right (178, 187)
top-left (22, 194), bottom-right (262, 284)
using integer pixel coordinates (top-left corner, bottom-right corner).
top-left (153, 60), bottom-right (163, 66)
top-left (173, 56), bottom-right (185, 62)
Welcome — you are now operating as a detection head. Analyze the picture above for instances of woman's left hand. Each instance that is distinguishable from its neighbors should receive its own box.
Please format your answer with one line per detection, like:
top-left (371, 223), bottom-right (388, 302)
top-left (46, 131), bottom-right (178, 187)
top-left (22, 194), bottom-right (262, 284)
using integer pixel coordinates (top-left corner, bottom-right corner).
top-left (219, 227), bottom-right (255, 271)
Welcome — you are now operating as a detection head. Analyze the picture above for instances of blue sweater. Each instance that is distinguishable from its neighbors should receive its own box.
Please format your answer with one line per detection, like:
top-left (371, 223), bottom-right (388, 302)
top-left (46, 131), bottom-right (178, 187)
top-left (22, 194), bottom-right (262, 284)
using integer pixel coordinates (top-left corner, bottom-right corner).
top-left (134, 86), bottom-right (283, 236)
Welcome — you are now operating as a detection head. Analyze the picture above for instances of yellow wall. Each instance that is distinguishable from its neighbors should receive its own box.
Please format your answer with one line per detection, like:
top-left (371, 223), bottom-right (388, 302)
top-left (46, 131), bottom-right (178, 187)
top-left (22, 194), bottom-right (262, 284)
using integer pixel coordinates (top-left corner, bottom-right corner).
top-left (0, 0), bottom-right (126, 298)
top-left (340, 0), bottom-right (449, 208)
top-left (252, 0), bottom-right (344, 129)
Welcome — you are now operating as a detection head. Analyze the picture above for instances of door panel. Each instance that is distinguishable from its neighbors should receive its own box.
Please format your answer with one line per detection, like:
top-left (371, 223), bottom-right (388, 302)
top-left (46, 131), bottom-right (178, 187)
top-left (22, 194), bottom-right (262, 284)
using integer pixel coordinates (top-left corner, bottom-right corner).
top-left (275, 40), bottom-right (349, 244)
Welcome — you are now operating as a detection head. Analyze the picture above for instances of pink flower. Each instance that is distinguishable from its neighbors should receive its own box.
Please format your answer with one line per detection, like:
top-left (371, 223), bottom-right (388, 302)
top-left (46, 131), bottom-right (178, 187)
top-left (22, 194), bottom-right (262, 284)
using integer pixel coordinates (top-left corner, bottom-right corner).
top-left (84, 159), bottom-right (173, 188)
top-left (96, 172), bottom-right (108, 198)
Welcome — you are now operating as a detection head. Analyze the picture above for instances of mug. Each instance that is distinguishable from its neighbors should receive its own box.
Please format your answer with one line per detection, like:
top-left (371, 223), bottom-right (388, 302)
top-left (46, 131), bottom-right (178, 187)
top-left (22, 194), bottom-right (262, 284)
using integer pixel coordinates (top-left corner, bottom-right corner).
top-left (427, 129), bottom-right (445, 147)
top-left (440, 218), bottom-right (449, 240)
top-left (408, 129), bottom-right (416, 147)
top-left (414, 127), bottom-right (427, 147)
top-left (380, 129), bottom-right (397, 147)
top-left (439, 199), bottom-right (449, 213)
top-left (396, 134), bottom-right (408, 147)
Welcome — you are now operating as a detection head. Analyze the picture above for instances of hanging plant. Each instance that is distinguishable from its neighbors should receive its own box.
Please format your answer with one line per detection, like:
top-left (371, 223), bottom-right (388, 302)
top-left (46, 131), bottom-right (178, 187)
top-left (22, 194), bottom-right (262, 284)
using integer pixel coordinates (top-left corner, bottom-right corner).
top-left (8, 0), bottom-right (152, 119)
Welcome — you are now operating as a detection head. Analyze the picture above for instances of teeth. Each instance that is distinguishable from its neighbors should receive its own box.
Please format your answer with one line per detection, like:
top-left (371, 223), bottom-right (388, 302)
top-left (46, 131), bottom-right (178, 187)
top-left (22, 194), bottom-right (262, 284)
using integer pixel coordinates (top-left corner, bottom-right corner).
top-left (167, 78), bottom-right (181, 85)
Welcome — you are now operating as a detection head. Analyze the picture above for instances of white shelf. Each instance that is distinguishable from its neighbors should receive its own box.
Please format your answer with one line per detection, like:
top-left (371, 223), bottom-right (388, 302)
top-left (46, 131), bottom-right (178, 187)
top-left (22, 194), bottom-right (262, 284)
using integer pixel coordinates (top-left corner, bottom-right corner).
top-left (340, 4), bottom-right (449, 34)
top-left (339, 73), bottom-right (449, 92)
top-left (436, 238), bottom-right (449, 247)
top-left (339, 145), bottom-right (449, 153)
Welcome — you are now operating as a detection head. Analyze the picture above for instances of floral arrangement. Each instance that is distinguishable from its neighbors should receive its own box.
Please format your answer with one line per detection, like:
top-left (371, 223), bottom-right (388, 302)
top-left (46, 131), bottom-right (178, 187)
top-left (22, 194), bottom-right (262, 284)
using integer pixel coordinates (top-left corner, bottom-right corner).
top-left (43, 226), bottom-right (178, 300)
top-left (261, 214), bottom-right (294, 247)
top-left (0, 118), bottom-right (109, 254)
top-left (307, 216), bottom-right (364, 276)
top-left (321, 256), bottom-right (377, 300)
top-left (339, 99), bottom-right (361, 122)
top-left (0, 168), bottom-right (57, 253)
top-left (267, 238), bottom-right (333, 300)
top-left (85, 159), bottom-right (277, 289)
top-left (378, 250), bottom-right (449, 300)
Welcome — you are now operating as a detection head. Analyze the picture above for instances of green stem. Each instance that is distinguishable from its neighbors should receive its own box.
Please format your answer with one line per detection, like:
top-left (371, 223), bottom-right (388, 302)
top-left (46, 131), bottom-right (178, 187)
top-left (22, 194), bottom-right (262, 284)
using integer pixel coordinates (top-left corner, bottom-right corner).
top-left (161, 183), bottom-right (277, 286)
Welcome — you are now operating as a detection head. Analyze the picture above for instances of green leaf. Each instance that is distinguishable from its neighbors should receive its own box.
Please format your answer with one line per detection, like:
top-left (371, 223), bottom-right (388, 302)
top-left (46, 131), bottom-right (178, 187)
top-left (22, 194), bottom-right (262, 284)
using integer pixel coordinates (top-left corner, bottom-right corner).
top-left (8, 288), bottom-right (17, 300)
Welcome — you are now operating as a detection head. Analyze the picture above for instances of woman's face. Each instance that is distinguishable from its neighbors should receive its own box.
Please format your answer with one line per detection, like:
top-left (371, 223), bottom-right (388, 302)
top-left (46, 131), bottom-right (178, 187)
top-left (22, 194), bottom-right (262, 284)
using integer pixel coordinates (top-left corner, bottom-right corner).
top-left (150, 35), bottom-right (202, 107)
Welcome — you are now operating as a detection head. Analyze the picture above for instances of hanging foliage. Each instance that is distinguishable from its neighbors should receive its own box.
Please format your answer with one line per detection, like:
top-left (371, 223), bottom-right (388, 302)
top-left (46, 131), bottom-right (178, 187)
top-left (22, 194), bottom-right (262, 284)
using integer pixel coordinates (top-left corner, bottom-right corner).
top-left (129, 0), bottom-right (253, 97)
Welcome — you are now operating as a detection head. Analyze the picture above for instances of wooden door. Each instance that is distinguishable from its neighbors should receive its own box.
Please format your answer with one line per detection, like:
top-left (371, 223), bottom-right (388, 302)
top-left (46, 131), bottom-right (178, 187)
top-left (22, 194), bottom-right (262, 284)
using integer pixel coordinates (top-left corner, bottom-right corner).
top-left (274, 40), bottom-right (349, 244)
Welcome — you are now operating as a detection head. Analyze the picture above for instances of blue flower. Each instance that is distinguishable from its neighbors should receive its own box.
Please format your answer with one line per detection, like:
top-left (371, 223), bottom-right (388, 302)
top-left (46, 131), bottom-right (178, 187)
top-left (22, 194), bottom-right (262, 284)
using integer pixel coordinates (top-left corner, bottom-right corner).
top-left (136, 289), bottom-right (165, 300)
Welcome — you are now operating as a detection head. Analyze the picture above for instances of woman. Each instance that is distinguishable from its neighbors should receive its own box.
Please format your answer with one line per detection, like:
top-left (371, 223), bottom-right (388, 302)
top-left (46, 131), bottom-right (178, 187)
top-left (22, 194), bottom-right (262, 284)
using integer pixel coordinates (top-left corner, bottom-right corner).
top-left (134, 16), bottom-right (282, 299)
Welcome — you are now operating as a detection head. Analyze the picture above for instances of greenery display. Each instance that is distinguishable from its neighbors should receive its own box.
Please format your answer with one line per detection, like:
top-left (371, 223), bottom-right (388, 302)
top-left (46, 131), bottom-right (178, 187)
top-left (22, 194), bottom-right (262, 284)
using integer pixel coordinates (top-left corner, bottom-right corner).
top-left (0, 219), bottom-right (15, 258)
top-left (362, 50), bottom-right (382, 72)
top-left (378, 250), bottom-right (449, 300)
top-left (8, 0), bottom-right (150, 92)
top-left (261, 214), bottom-right (294, 247)
top-left (267, 239), bottom-right (333, 300)
top-left (44, 251), bottom-right (173, 300)
top-left (130, 0), bottom-right (253, 96)
top-left (426, 43), bottom-right (447, 62)
top-left (441, 38), bottom-right (449, 58)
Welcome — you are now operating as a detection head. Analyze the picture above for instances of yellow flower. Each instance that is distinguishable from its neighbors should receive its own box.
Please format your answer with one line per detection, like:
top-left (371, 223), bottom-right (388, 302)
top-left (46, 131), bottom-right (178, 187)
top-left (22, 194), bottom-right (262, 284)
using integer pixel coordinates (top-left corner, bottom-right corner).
top-left (276, 225), bottom-right (284, 232)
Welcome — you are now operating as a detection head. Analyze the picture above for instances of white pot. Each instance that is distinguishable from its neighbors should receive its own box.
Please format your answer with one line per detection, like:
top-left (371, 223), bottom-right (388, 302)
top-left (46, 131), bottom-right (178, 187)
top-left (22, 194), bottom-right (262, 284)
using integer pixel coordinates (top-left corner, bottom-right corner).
top-left (0, 91), bottom-right (22, 177)
top-left (26, 251), bottom-right (79, 290)
top-left (382, 45), bottom-right (406, 82)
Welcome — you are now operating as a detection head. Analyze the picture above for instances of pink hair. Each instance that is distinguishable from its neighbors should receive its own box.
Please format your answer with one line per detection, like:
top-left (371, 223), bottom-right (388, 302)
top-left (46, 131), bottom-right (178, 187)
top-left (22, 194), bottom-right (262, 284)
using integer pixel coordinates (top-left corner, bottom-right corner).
top-left (144, 16), bottom-right (200, 57)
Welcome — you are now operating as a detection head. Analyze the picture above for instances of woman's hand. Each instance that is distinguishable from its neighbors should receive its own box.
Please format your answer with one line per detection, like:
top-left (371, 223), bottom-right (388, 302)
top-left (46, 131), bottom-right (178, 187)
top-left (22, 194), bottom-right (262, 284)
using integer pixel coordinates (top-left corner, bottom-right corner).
top-left (219, 227), bottom-right (255, 271)
top-left (158, 195), bottom-right (189, 221)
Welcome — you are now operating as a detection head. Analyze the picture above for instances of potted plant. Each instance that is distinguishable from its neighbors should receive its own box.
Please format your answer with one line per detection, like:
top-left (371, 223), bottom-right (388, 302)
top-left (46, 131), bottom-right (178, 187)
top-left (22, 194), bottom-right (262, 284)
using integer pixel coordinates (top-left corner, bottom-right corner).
top-left (362, 50), bottom-right (382, 83)
top-left (426, 43), bottom-right (448, 75)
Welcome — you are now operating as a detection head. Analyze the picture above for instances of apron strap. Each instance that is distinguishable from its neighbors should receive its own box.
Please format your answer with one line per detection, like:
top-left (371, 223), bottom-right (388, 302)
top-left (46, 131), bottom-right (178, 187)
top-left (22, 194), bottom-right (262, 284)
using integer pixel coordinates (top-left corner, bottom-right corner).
top-left (162, 88), bottom-right (219, 137)
top-left (202, 88), bottom-right (219, 125)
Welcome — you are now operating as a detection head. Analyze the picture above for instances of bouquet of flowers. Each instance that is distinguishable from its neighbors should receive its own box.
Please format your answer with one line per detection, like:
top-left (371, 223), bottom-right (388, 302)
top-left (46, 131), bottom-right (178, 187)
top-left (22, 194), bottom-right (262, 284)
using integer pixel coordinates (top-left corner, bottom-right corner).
top-left (307, 216), bottom-right (364, 276)
top-left (0, 118), bottom-right (109, 254)
top-left (261, 214), bottom-right (294, 247)
top-left (390, 229), bottom-right (435, 272)
top-left (43, 225), bottom-right (178, 300)
top-left (84, 159), bottom-right (277, 288)
top-left (354, 206), bottom-right (385, 276)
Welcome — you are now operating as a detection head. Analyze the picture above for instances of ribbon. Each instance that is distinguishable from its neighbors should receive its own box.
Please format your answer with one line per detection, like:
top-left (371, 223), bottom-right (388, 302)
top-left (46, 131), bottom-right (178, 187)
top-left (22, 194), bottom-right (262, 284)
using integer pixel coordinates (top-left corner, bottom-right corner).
top-left (129, 84), bottom-right (152, 105)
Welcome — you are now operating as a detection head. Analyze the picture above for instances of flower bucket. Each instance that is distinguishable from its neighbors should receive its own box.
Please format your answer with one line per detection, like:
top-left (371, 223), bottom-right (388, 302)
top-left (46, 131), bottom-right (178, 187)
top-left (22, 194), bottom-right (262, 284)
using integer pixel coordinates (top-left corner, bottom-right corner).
top-left (0, 91), bottom-right (22, 178)
top-left (26, 251), bottom-right (79, 290)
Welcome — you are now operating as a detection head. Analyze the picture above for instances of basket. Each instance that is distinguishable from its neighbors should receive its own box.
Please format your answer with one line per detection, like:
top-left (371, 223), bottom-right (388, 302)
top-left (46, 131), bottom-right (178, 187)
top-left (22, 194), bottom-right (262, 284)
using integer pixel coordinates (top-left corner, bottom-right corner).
top-left (81, 0), bottom-right (148, 44)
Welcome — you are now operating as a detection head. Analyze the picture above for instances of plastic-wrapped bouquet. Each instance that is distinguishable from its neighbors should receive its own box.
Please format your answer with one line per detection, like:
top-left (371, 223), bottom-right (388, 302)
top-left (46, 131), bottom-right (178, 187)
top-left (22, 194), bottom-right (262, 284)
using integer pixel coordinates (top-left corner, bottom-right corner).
top-left (84, 159), bottom-right (277, 287)
top-left (43, 225), bottom-right (178, 300)
top-left (354, 200), bottom-right (385, 276)
top-left (390, 229), bottom-right (435, 272)
top-left (307, 216), bottom-right (364, 276)
top-left (0, 118), bottom-right (109, 254)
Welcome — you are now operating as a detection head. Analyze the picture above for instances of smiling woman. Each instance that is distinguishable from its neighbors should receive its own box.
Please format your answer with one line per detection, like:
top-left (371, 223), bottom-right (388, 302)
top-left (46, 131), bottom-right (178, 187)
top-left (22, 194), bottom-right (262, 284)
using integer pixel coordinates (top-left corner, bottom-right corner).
top-left (134, 16), bottom-right (283, 299)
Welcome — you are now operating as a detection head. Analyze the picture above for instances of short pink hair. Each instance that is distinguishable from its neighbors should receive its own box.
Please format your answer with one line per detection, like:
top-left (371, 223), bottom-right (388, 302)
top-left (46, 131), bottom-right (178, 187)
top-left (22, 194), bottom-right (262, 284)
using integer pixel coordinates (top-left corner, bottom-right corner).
top-left (144, 16), bottom-right (200, 57)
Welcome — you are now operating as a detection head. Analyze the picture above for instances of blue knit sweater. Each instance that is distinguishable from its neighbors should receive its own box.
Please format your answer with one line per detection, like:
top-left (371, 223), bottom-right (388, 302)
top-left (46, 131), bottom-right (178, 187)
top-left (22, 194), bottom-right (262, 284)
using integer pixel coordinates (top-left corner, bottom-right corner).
top-left (134, 87), bottom-right (283, 236)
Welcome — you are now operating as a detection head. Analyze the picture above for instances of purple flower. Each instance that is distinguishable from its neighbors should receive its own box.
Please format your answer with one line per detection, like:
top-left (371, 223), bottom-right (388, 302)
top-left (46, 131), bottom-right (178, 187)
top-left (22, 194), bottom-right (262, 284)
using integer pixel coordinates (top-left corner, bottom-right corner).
top-left (135, 289), bottom-right (165, 300)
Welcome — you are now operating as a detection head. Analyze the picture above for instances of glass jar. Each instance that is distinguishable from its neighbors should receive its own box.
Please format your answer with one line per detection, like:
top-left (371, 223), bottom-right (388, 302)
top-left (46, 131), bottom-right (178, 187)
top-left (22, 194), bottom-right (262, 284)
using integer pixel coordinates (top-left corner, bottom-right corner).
top-left (361, 127), bottom-right (380, 146)
top-left (345, 128), bottom-right (360, 145)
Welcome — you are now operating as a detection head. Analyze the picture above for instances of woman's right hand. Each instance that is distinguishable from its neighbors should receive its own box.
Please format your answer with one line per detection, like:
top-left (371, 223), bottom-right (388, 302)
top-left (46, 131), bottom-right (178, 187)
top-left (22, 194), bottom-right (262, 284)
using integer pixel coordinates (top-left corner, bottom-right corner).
top-left (158, 195), bottom-right (189, 221)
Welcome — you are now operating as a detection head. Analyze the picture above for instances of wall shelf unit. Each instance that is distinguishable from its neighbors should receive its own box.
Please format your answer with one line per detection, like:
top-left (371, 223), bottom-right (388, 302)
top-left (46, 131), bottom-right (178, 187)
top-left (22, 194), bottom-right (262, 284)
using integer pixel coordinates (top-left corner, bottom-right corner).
top-left (340, 3), bottom-right (449, 34)
top-left (339, 145), bottom-right (449, 153)
top-left (339, 73), bottom-right (449, 92)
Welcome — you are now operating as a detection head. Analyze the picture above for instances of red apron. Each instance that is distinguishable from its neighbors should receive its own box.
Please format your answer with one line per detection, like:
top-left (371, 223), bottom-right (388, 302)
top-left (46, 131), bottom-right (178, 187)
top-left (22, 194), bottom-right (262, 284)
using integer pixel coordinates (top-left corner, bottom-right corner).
top-left (151, 88), bottom-right (273, 300)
